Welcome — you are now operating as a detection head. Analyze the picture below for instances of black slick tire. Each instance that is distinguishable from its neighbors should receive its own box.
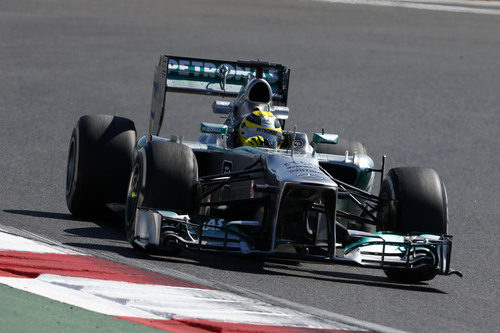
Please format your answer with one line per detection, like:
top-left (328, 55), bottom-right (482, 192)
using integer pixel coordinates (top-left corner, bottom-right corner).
top-left (124, 140), bottom-right (198, 253)
top-left (66, 115), bottom-right (136, 219)
top-left (378, 167), bottom-right (448, 281)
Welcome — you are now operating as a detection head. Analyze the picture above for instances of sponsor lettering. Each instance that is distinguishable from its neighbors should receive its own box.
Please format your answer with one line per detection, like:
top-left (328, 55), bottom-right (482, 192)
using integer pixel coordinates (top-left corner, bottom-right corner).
top-left (256, 127), bottom-right (278, 135)
top-left (284, 161), bottom-right (324, 175)
top-left (167, 59), bottom-right (278, 82)
top-left (204, 218), bottom-right (225, 231)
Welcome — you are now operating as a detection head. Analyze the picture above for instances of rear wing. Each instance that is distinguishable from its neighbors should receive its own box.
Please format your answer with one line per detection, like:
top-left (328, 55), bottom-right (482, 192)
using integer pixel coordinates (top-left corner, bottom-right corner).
top-left (149, 55), bottom-right (290, 136)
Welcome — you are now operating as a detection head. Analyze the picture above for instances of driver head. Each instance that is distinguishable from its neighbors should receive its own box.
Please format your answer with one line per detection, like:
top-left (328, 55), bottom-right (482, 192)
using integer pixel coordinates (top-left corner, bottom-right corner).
top-left (237, 110), bottom-right (282, 148)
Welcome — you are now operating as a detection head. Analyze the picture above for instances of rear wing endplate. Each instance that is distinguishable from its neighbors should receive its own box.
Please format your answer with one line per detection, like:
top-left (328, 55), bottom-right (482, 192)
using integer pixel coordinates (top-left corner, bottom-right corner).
top-left (149, 55), bottom-right (290, 136)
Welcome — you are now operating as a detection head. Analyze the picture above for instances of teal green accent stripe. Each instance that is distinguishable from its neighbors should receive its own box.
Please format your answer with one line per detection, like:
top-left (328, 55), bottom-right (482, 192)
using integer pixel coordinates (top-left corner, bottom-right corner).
top-left (345, 232), bottom-right (441, 253)
top-left (345, 232), bottom-right (406, 252)
top-left (0, 284), bottom-right (163, 333)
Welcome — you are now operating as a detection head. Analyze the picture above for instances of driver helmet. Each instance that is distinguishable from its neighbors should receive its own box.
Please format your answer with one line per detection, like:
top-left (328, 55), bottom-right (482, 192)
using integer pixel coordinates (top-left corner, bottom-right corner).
top-left (237, 110), bottom-right (282, 148)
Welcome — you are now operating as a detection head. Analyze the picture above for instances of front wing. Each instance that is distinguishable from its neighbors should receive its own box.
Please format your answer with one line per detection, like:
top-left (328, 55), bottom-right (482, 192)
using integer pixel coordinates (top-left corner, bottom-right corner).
top-left (129, 208), bottom-right (461, 278)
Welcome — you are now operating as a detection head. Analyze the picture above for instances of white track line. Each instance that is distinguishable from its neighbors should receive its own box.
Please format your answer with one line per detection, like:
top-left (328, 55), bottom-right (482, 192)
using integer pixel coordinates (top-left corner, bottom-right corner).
top-left (0, 225), bottom-right (85, 255)
top-left (398, 0), bottom-right (500, 7)
top-left (316, 0), bottom-right (500, 15)
top-left (0, 230), bottom-right (74, 254)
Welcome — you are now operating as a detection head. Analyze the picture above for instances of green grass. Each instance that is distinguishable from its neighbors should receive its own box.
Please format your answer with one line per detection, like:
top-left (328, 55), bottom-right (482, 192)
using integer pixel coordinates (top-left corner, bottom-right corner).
top-left (0, 283), bottom-right (164, 333)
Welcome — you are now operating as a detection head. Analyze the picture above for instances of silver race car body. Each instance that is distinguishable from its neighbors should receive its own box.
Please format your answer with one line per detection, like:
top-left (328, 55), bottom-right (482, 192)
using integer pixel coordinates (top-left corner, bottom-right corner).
top-left (128, 55), bottom-right (460, 281)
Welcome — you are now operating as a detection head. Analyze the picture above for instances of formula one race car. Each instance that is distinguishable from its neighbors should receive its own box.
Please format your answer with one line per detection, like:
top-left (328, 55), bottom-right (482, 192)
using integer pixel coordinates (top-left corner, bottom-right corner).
top-left (65, 55), bottom-right (461, 282)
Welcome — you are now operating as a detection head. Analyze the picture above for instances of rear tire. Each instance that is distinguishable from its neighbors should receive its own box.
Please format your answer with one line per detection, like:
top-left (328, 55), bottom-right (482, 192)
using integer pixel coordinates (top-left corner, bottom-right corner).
top-left (378, 167), bottom-right (448, 281)
top-left (66, 115), bottom-right (136, 219)
top-left (124, 140), bottom-right (198, 254)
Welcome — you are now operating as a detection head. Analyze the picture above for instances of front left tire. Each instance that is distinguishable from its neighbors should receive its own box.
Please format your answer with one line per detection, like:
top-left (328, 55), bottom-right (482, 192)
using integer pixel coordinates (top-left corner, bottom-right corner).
top-left (378, 167), bottom-right (448, 281)
top-left (124, 140), bottom-right (199, 253)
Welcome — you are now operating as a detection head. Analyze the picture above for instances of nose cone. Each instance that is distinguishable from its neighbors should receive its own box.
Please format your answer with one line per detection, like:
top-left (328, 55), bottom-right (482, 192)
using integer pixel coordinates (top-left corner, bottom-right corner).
top-left (266, 154), bottom-right (338, 186)
top-left (246, 79), bottom-right (272, 104)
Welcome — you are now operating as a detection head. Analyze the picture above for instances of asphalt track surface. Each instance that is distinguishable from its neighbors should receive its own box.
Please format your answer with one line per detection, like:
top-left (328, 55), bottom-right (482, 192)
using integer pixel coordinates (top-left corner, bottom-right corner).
top-left (0, 0), bottom-right (499, 332)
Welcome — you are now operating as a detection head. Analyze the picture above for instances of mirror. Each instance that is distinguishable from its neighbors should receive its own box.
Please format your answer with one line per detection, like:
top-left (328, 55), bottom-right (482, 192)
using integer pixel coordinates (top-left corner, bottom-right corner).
top-left (312, 133), bottom-right (339, 144)
top-left (200, 122), bottom-right (229, 135)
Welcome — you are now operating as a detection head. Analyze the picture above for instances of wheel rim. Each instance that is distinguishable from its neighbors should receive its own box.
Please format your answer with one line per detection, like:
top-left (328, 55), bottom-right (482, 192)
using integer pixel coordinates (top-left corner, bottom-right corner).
top-left (125, 163), bottom-right (140, 227)
top-left (66, 137), bottom-right (76, 196)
